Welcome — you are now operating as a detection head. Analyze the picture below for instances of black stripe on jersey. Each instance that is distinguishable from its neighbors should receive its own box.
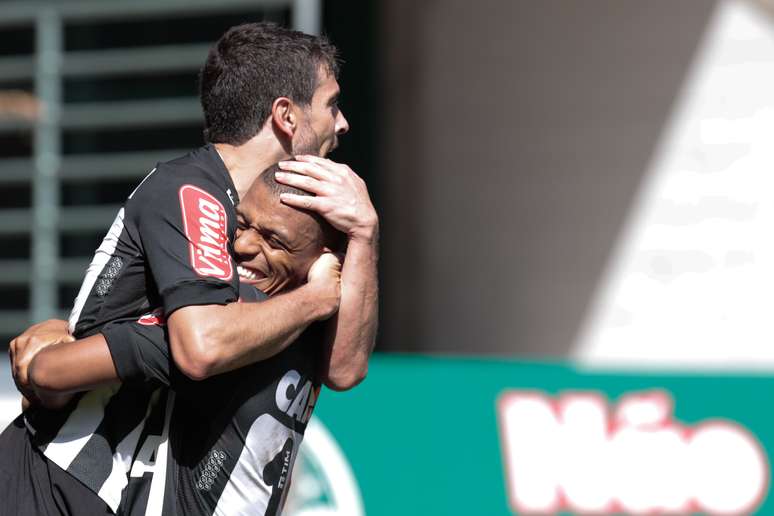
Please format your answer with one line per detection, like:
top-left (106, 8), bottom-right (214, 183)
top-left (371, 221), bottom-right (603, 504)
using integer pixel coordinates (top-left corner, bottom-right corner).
top-left (66, 383), bottom-right (158, 494)
top-left (27, 394), bottom-right (85, 447)
top-left (263, 436), bottom-right (295, 515)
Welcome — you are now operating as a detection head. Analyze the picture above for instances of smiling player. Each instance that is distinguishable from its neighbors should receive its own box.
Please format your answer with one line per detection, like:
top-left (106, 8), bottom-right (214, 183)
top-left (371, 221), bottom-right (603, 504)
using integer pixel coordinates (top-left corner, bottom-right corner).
top-left (5, 22), bottom-right (378, 516)
top-left (9, 166), bottom-right (344, 515)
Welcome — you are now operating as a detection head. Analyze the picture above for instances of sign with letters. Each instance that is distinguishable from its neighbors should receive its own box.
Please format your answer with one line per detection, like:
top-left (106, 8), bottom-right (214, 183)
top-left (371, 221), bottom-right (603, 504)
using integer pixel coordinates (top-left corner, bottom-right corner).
top-left (297, 355), bottom-right (774, 515)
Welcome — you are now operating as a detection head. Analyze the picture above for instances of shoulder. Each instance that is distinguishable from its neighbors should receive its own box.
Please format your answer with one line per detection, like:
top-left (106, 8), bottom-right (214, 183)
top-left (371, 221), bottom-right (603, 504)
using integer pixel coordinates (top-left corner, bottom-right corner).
top-left (128, 147), bottom-right (235, 214)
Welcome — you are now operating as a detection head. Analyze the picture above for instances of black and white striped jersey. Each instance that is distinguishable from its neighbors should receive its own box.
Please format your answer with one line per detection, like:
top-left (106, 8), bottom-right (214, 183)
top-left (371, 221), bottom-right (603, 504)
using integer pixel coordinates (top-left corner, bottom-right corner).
top-left (100, 285), bottom-right (323, 516)
top-left (69, 144), bottom-right (240, 337)
top-left (25, 145), bottom-right (241, 512)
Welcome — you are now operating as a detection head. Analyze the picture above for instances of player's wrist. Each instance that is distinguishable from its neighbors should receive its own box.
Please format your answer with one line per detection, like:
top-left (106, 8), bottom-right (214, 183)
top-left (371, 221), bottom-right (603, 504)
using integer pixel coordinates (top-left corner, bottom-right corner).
top-left (301, 279), bottom-right (340, 321)
top-left (348, 214), bottom-right (379, 244)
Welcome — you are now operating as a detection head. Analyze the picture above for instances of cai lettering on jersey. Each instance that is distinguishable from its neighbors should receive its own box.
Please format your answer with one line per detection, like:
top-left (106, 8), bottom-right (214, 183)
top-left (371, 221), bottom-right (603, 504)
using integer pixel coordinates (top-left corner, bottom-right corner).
top-left (276, 369), bottom-right (319, 425)
top-left (178, 184), bottom-right (233, 280)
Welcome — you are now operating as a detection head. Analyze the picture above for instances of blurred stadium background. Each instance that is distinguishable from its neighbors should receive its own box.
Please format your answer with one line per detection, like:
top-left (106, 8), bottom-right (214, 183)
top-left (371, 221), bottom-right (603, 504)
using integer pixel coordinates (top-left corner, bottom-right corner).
top-left (3, 0), bottom-right (774, 514)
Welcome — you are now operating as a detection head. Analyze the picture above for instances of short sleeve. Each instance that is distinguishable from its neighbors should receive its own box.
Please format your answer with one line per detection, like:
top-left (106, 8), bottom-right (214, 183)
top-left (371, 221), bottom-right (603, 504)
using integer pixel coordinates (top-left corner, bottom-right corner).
top-left (102, 319), bottom-right (172, 385)
top-left (129, 167), bottom-right (239, 315)
top-left (101, 284), bottom-right (268, 386)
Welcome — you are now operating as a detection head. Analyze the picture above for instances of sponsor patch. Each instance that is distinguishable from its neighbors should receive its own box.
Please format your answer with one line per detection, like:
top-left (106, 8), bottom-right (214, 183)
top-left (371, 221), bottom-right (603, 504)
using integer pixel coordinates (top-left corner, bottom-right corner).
top-left (179, 184), bottom-right (233, 280)
top-left (138, 308), bottom-right (166, 326)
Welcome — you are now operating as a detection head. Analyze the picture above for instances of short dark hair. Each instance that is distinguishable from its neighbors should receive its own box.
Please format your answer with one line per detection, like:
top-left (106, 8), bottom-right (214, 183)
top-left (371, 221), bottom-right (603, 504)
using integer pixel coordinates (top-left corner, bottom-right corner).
top-left (199, 22), bottom-right (340, 145)
top-left (260, 163), bottom-right (311, 198)
top-left (259, 163), bottom-right (345, 252)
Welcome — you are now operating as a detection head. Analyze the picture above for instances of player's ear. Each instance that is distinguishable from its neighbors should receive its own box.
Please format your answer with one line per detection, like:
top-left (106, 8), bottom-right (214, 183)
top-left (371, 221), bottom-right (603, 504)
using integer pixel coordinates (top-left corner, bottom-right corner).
top-left (271, 97), bottom-right (296, 139)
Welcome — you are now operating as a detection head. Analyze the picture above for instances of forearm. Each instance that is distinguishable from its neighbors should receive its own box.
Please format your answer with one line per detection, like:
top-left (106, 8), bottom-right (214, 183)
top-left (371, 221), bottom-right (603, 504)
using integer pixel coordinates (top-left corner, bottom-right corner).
top-left (28, 334), bottom-right (119, 408)
top-left (322, 234), bottom-right (379, 390)
top-left (169, 281), bottom-right (336, 379)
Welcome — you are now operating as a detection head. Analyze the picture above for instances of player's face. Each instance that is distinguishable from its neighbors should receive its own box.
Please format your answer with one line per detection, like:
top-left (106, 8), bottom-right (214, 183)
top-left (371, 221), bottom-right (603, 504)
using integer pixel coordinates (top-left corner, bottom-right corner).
top-left (234, 182), bottom-right (326, 296)
top-left (292, 65), bottom-right (349, 157)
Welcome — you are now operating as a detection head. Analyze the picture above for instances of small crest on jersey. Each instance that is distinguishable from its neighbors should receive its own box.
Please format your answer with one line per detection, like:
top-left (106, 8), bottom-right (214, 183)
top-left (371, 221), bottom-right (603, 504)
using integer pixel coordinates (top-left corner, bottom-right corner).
top-left (179, 184), bottom-right (233, 280)
top-left (138, 308), bottom-right (166, 326)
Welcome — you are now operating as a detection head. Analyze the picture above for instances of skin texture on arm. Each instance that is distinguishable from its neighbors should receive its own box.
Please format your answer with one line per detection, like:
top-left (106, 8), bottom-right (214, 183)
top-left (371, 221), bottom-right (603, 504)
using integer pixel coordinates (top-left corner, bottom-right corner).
top-left (318, 236), bottom-right (378, 390)
top-left (9, 318), bottom-right (74, 405)
top-left (27, 334), bottom-right (118, 409)
top-left (169, 276), bottom-right (339, 380)
top-left (277, 155), bottom-right (379, 390)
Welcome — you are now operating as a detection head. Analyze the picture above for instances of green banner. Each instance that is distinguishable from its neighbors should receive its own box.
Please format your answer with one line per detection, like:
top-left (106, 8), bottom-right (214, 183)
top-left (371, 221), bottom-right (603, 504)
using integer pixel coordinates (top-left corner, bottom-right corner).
top-left (288, 354), bottom-right (774, 515)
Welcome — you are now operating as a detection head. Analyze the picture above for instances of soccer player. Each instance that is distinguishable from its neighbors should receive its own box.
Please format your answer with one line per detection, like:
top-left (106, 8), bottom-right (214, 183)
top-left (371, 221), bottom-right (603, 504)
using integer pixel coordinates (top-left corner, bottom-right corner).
top-left (8, 168), bottom-right (342, 515)
top-left (5, 22), bottom-right (378, 515)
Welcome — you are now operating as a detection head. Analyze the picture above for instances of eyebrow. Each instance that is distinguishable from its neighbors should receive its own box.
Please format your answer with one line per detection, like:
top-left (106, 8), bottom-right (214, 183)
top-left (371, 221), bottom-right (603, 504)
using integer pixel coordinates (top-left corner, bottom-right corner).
top-left (237, 204), bottom-right (296, 249)
top-left (248, 219), bottom-right (293, 250)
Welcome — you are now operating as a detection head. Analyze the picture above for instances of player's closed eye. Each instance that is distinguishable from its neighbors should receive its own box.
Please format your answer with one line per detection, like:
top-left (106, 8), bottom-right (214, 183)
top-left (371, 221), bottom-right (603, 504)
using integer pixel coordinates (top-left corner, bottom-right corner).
top-left (266, 234), bottom-right (288, 251)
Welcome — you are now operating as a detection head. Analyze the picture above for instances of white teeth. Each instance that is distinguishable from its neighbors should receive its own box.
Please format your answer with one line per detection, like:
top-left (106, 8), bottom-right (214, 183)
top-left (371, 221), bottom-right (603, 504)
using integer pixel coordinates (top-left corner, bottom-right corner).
top-left (237, 265), bottom-right (257, 280)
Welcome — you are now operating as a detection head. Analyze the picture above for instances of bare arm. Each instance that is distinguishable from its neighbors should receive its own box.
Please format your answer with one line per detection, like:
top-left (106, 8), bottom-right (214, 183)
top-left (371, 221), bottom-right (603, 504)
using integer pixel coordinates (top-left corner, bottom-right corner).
top-left (169, 275), bottom-right (340, 380)
top-left (136, 173), bottom-right (340, 383)
top-left (26, 334), bottom-right (117, 409)
top-left (277, 156), bottom-right (379, 390)
top-left (319, 233), bottom-right (378, 390)
top-left (10, 318), bottom-right (74, 406)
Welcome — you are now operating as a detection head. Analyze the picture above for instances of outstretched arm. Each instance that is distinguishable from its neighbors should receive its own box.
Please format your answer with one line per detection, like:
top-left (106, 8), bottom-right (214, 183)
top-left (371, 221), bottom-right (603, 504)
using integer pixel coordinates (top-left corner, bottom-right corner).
top-left (277, 156), bottom-right (379, 390)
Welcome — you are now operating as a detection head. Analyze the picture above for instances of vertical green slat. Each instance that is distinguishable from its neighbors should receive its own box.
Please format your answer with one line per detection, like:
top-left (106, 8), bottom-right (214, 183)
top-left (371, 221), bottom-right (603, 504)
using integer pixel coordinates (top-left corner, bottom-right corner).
top-left (31, 8), bottom-right (62, 323)
top-left (292, 0), bottom-right (321, 35)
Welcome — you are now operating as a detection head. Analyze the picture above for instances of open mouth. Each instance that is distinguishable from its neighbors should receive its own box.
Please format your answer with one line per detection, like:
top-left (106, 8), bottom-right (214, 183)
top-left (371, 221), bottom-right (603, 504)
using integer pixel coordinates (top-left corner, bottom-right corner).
top-left (237, 264), bottom-right (268, 283)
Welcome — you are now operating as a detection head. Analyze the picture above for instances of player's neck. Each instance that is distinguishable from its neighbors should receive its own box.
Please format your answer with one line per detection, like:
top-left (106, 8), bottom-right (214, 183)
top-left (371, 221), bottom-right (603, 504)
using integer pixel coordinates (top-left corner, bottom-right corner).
top-left (214, 135), bottom-right (290, 200)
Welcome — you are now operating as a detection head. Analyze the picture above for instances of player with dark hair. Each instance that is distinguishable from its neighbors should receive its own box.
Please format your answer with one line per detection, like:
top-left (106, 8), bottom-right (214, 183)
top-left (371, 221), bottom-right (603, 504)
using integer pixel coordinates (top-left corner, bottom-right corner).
top-left (200, 23), bottom-right (339, 147)
top-left (5, 22), bottom-right (378, 515)
top-left (7, 167), bottom-right (342, 515)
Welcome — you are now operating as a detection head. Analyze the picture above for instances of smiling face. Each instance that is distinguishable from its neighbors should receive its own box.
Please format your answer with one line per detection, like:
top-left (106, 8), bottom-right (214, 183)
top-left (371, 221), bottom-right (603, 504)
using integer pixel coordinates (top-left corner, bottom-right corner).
top-left (292, 65), bottom-right (350, 157)
top-left (234, 176), bottom-right (328, 296)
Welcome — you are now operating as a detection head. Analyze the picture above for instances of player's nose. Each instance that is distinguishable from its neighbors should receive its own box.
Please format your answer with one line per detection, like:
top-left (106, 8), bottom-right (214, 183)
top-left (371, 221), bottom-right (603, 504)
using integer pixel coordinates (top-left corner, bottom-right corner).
top-left (234, 233), bottom-right (260, 256)
top-left (335, 110), bottom-right (349, 135)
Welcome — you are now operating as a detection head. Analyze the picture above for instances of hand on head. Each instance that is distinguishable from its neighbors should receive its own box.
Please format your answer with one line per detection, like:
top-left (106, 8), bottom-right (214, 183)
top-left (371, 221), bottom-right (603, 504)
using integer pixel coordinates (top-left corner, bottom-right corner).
top-left (276, 156), bottom-right (378, 243)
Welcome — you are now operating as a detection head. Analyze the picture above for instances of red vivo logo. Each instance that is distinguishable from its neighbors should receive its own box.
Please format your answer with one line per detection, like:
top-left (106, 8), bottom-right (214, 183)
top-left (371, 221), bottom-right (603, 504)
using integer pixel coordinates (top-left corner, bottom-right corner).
top-left (179, 184), bottom-right (232, 280)
top-left (497, 390), bottom-right (768, 515)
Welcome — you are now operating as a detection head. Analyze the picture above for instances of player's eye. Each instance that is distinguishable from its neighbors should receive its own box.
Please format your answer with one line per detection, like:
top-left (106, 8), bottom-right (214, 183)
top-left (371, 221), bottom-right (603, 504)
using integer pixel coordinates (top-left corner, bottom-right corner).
top-left (259, 229), bottom-right (287, 251)
top-left (269, 237), bottom-right (288, 251)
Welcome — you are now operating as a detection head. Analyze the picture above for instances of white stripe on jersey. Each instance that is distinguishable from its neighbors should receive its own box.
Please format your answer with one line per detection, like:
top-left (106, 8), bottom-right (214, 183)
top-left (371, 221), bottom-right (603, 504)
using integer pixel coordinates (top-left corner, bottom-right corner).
top-left (68, 207), bottom-right (125, 333)
top-left (129, 167), bottom-right (157, 200)
top-left (145, 391), bottom-right (175, 516)
top-left (41, 386), bottom-right (120, 469)
top-left (214, 414), bottom-right (302, 516)
top-left (97, 389), bottom-right (162, 511)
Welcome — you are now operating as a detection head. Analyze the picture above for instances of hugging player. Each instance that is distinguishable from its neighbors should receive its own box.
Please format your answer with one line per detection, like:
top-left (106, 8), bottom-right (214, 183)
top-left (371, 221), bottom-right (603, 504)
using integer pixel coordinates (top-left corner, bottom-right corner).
top-left (11, 167), bottom-right (345, 515)
top-left (4, 22), bottom-right (378, 516)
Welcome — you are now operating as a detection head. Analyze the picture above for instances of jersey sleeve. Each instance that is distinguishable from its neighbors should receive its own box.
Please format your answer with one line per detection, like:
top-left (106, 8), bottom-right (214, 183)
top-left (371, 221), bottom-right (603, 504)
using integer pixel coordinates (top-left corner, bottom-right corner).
top-left (101, 319), bottom-right (172, 385)
top-left (101, 284), bottom-right (268, 385)
top-left (129, 165), bottom-right (239, 316)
